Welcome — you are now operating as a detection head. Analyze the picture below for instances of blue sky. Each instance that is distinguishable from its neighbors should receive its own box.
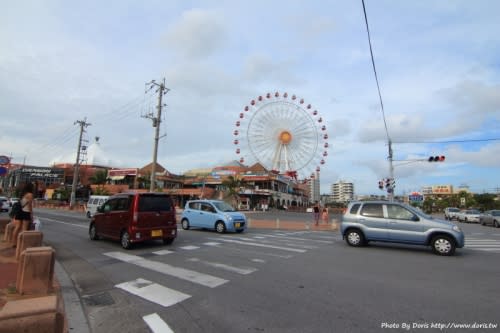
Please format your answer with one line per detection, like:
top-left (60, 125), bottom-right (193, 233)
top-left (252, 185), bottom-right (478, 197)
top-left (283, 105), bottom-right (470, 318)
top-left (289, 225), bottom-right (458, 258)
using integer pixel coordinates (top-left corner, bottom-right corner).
top-left (1, 0), bottom-right (499, 195)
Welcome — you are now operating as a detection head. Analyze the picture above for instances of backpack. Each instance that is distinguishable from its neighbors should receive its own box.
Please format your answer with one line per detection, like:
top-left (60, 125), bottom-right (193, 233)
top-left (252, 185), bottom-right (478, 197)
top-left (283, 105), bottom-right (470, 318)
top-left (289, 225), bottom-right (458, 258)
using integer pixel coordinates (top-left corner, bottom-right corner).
top-left (9, 201), bottom-right (21, 219)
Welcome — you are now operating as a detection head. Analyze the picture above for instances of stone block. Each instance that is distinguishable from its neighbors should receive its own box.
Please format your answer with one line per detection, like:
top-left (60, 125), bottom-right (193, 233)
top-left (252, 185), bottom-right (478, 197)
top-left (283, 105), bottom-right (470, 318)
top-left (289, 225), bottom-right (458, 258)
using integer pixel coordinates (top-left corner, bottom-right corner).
top-left (3, 222), bottom-right (15, 242)
top-left (16, 246), bottom-right (55, 295)
top-left (16, 230), bottom-right (43, 260)
top-left (0, 295), bottom-right (64, 333)
top-left (0, 218), bottom-right (9, 234)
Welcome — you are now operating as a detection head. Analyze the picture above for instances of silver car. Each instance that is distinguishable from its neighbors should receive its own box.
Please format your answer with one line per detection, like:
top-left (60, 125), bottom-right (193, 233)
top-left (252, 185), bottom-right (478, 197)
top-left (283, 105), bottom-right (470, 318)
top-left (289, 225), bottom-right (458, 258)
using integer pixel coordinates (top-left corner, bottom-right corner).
top-left (458, 209), bottom-right (481, 223)
top-left (479, 210), bottom-right (500, 228)
top-left (341, 201), bottom-right (465, 256)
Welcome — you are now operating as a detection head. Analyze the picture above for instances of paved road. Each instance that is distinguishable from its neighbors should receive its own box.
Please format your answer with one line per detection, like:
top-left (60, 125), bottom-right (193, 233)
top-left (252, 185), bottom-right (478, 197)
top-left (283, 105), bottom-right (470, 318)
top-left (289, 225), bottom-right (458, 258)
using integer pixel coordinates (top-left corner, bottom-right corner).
top-left (24, 209), bottom-right (500, 332)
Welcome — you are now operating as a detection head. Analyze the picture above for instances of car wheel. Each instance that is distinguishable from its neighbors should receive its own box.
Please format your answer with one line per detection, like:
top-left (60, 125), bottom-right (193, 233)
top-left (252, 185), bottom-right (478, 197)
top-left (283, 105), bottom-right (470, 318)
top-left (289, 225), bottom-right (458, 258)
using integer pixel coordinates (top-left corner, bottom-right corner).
top-left (181, 219), bottom-right (190, 230)
top-left (431, 235), bottom-right (455, 256)
top-left (215, 221), bottom-right (226, 234)
top-left (86, 211), bottom-right (91, 218)
top-left (121, 231), bottom-right (132, 249)
top-left (163, 238), bottom-right (174, 245)
top-left (480, 220), bottom-right (485, 226)
top-left (464, 218), bottom-right (468, 223)
top-left (345, 229), bottom-right (365, 247)
top-left (494, 220), bottom-right (499, 228)
top-left (89, 223), bottom-right (99, 240)
top-left (236, 229), bottom-right (244, 233)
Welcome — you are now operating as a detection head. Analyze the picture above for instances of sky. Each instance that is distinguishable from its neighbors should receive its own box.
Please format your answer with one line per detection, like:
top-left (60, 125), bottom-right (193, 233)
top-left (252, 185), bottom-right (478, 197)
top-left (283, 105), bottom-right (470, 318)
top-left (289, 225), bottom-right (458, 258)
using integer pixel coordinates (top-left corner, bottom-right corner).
top-left (1, 0), bottom-right (499, 196)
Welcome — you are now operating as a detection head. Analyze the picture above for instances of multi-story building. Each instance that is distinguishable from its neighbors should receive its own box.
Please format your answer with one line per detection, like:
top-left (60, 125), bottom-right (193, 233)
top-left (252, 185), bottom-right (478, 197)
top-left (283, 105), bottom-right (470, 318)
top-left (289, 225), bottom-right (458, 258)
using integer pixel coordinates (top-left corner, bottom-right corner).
top-left (308, 172), bottom-right (320, 203)
top-left (331, 180), bottom-right (354, 203)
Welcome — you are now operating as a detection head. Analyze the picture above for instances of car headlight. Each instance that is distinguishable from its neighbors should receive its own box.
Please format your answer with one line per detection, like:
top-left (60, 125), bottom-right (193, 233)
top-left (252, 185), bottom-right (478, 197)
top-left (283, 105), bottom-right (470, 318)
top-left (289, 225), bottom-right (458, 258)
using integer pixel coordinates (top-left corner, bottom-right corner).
top-left (452, 225), bottom-right (461, 232)
top-left (225, 214), bottom-right (233, 221)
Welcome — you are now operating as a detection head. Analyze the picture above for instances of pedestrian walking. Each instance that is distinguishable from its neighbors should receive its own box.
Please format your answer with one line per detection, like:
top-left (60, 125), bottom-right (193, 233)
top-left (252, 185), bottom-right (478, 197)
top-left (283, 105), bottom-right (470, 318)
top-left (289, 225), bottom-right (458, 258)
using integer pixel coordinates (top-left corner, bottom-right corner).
top-left (322, 207), bottom-right (329, 224)
top-left (11, 184), bottom-right (34, 248)
top-left (313, 201), bottom-right (320, 226)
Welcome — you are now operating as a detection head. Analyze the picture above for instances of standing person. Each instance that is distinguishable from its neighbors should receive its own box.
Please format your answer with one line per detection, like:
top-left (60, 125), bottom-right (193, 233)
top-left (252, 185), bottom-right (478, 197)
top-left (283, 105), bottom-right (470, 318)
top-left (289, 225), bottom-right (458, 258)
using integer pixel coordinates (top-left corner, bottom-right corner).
top-left (11, 184), bottom-right (34, 248)
top-left (313, 201), bottom-right (320, 226)
top-left (322, 207), bottom-right (329, 224)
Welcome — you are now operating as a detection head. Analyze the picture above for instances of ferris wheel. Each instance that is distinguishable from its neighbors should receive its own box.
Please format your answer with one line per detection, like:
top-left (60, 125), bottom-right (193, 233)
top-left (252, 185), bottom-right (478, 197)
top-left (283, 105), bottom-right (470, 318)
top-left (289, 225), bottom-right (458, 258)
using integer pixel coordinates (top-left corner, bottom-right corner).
top-left (233, 92), bottom-right (329, 180)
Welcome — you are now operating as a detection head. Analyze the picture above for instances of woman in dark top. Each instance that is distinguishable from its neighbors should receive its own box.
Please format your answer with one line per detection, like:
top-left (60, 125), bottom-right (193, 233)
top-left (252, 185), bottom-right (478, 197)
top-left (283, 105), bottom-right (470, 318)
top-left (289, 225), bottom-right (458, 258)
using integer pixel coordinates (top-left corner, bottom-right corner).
top-left (11, 184), bottom-right (34, 247)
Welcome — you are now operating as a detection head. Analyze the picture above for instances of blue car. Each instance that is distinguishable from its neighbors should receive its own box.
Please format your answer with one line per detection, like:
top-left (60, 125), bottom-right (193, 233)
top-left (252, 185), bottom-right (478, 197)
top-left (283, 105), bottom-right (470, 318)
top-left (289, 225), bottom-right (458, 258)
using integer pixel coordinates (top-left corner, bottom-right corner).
top-left (180, 200), bottom-right (247, 233)
top-left (341, 201), bottom-right (465, 256)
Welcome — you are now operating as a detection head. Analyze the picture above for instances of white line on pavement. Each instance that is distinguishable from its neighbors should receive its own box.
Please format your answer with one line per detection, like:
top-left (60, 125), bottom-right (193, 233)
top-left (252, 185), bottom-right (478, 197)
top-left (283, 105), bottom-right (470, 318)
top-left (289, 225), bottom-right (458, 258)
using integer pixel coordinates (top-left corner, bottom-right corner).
top-left (42, 217), bottom-right (88, 229)
top-left (143, 313), bottom-right (175, 333)
top-left (153, 250), bottom-right (174, 255)
top-left (179, 245), bottom-right (200, 250)
top-left (104, 252), bottom-right (228, 288)
top-left (116, 278), bottom-right (190, 307)
top-left (187, 258), bottom-right (257, 275)
top-left (212, 238), bottom-right (307, 253)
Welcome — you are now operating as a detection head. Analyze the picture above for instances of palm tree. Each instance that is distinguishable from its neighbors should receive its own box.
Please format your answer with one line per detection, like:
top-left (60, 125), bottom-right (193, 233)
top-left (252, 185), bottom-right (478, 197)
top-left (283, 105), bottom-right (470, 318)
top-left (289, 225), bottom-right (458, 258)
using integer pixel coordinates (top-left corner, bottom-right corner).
top-left (222, 175), bottom-right (243, 207)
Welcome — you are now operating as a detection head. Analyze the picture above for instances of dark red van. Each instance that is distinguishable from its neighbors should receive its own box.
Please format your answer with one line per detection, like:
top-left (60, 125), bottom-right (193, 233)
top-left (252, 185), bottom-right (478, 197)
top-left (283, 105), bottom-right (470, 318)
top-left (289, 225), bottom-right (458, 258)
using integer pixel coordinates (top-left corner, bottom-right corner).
top-left (89, 192), bottom-right (177, 249)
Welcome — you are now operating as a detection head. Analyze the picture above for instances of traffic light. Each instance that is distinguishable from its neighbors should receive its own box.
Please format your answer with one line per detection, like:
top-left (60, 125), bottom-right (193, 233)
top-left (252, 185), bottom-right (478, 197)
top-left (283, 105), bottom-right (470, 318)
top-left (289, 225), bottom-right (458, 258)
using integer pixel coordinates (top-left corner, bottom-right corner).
top-left (378, 180), bottom-right (384, 190)
top-left (428, 155), bottom-right (445, 162)
top-left (385, 178), bottom-right (391, 188)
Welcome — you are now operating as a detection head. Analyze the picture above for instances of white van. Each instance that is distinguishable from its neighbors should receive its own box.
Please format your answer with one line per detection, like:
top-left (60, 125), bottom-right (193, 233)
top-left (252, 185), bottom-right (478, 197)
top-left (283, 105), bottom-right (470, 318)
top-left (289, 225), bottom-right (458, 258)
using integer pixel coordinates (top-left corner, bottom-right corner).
top-left (86, 195), bottom-right (110, 218)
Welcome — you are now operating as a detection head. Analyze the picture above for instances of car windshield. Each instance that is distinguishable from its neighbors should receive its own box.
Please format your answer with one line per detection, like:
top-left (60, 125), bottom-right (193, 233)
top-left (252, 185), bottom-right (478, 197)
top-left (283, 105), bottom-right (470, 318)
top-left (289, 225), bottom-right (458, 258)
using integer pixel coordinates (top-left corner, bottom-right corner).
top-left (492, 211), bottom-right (500, 216)
top-left (404, 203), bottom-right (433, 219)
top-left (448, 208), bottom-right (460, 212)
top-left (213, 201), bottom-right (236, 212)
top-left (468, 210), bottom-right (480, 214)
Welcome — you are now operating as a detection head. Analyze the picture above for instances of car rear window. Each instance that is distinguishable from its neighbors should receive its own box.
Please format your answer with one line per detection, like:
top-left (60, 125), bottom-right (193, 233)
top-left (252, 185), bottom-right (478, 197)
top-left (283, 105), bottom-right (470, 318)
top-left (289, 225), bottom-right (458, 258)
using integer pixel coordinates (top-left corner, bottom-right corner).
top-left (138, 195), bottom-right (172, 212)
top-left (360, 204), bottom-right (384, 218)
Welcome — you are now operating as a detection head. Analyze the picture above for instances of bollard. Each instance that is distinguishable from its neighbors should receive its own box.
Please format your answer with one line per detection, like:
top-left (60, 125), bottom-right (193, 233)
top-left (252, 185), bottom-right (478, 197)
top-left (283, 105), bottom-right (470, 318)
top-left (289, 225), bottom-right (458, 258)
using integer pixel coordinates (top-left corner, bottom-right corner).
top-left (16, 231), bottom-right (43, 260)
top-left (16, 246), bottom-right (55, 295)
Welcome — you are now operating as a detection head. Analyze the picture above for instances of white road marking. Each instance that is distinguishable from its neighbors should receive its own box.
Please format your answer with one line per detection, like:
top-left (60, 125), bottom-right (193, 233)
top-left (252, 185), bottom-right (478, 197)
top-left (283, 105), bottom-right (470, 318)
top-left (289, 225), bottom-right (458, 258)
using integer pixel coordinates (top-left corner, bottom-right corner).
top-left (143, 313), bottom-right (175, 333)
top-left (42, 217), bottom-right (88, 229)
top-left (180, 245), bottom-right (200, 250)
top-left (251, 259), bottom-right (266, 263)
top-left (187, 258), bottom-right (257, 275)
top-left (116, 278), bottom-right (190, 307)
top-left (256, 234), bottom-right (332, 244)
top-left (104, 252), bottom-right (228, 288)
top-left (212, 238), bottom-right (306, 253)
top-left (153, 250), bottom-right (174, 255)
top-left (203, 242), bottom-right (221, 246)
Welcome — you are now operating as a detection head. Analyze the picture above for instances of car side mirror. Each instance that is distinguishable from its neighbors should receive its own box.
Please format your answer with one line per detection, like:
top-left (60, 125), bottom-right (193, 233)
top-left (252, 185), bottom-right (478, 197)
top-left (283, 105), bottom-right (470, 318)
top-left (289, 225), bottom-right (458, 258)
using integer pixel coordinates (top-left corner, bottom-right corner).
top-left (412, 215), bottom-right (420, 222)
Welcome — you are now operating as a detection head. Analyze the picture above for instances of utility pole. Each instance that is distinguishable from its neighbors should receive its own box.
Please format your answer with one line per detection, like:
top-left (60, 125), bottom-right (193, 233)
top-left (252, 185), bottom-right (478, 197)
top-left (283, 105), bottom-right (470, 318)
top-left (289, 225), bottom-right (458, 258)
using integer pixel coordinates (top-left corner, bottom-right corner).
top-left (143, 78), bottom-right (169, 192)
top-left (388, 139), bottom-right (395, 201)
top-left (70, 118), bottom-right (91, 208)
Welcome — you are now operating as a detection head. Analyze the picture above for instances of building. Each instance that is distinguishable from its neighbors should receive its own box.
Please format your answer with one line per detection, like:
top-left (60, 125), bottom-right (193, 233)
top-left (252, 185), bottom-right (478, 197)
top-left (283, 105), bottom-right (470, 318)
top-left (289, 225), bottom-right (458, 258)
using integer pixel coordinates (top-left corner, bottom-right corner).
top-left (331, 180), bottom-right (354, 203)
top-left (308, 172), bottom-right (320, 203)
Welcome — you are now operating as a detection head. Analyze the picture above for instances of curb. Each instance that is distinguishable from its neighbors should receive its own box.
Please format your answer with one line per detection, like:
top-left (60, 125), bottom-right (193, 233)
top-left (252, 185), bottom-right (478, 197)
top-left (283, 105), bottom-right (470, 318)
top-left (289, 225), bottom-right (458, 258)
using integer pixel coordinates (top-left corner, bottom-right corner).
top-left (54, 261), bottom-right (90, 333)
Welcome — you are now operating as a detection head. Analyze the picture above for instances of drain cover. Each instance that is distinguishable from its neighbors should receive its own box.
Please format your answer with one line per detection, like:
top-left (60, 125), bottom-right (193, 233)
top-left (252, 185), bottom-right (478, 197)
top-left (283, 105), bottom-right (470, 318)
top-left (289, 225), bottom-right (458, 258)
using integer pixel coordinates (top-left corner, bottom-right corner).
top-left (83, 291), bottom-right (115, 307)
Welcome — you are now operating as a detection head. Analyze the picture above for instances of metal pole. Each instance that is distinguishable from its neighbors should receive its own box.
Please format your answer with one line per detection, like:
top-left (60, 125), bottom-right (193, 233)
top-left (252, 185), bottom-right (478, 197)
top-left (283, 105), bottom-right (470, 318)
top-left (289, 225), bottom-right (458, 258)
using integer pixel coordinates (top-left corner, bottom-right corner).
top-left (70, 119), bottom-right (90, 208)
top-left (388, 139), bottom-right (394, 201)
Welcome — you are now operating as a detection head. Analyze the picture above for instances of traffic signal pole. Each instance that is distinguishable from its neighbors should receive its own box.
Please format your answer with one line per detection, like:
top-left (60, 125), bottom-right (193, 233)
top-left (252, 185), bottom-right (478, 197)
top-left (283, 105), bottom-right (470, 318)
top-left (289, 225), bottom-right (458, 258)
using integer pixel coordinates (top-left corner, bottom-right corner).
top-left (388, 139), bottom-right (395, 201)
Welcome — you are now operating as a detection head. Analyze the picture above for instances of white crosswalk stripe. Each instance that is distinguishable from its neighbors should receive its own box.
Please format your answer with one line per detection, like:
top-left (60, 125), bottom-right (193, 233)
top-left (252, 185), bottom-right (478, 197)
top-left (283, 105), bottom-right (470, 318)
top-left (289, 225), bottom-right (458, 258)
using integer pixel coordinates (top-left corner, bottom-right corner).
top-left (465, 238), bottom-right (500, 252)
top-left (104, 251), bottom-right (228, 288)
top-left (116, 278), bottom-right (190, 307)
top-left (187, 258), bottom-right (257, 275)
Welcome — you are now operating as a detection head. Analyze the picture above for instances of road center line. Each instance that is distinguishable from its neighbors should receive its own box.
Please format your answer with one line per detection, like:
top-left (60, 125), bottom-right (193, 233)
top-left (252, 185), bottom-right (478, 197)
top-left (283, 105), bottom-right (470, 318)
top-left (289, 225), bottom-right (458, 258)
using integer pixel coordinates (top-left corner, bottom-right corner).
top-left (212, 238), bottom-right (306, 253)
top-left (41, 217), bottom-right (88, 229)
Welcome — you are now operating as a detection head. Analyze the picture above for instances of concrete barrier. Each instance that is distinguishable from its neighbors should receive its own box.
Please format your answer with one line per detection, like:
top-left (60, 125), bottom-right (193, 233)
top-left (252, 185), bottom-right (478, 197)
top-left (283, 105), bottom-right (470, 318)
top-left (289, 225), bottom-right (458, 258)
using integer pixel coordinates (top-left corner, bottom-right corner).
top-left (0, 218), bottom-right (9, 234)
top-left (16, 231), bottom-right (44, 260)
top-left (16, 246), bottom-right (55, 295)
top-left (3, 222), bottom-right (15, 243)
top-left (0, 295), bottom-right (64, 333)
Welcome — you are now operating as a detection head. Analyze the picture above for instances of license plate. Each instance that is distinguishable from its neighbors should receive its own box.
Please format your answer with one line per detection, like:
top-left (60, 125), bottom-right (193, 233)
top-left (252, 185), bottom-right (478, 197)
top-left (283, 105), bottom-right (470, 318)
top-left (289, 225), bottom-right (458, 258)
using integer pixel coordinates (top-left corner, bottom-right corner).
top-left (235, 223), bottom-right (241, 228)
top-left (152, 230), bottom-right (163, 237)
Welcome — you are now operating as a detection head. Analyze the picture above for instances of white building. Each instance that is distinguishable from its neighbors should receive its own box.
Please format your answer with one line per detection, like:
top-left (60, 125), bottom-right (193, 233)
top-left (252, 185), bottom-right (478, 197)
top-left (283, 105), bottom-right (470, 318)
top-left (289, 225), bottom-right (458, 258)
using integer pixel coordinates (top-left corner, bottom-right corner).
top-left (331, 180), bottom-right (354, 203)
top-left (308, 172), bottom-right (321, 203)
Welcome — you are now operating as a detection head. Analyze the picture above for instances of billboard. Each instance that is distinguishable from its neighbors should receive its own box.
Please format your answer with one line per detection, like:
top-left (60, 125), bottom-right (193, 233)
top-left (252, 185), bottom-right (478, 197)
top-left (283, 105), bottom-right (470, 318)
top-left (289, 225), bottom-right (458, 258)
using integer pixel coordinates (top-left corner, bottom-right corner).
top-left (432, 185), bottom-right (453, 194)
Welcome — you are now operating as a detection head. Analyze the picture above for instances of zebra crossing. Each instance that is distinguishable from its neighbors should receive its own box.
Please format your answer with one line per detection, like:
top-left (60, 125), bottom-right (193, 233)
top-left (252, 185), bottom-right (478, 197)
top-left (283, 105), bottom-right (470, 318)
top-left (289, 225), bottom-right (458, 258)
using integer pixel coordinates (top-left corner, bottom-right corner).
top-left (465, 236), bottom-right (500, 252)
top-left (102, 230), bottom-right (336, 332)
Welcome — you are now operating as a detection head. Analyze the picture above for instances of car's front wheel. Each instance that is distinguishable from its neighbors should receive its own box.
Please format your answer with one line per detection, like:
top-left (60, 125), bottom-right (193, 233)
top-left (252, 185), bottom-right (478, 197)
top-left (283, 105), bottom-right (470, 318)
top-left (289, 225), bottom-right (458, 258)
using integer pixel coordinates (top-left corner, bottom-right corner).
top-left (121, 231), bottom-right (132, 249)
top-left (431, 235), bottom-right (456, 256)
top-left (181, 219), bottom-right (190, 230)
top-left (215, 221), bottom-right (226, 234)
top-left (345, 229), bottom-right (365, 247)
top-left (494, 220), bottom-right (499, 228)
top-left (89, 223), bottom-right (99, 240)
top-left (86, 211), bottom-right (91, 218)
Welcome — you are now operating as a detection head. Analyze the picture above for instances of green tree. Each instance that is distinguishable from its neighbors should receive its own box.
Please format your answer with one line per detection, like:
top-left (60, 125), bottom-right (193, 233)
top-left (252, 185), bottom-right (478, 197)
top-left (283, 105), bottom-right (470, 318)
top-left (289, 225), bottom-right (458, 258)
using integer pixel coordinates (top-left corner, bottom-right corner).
top-left (474, 193), bottom-right (497, 211)
top-left (89, 170), bottom-right (108, 185)
top-left (222, 175), bottom-right (243, 207)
